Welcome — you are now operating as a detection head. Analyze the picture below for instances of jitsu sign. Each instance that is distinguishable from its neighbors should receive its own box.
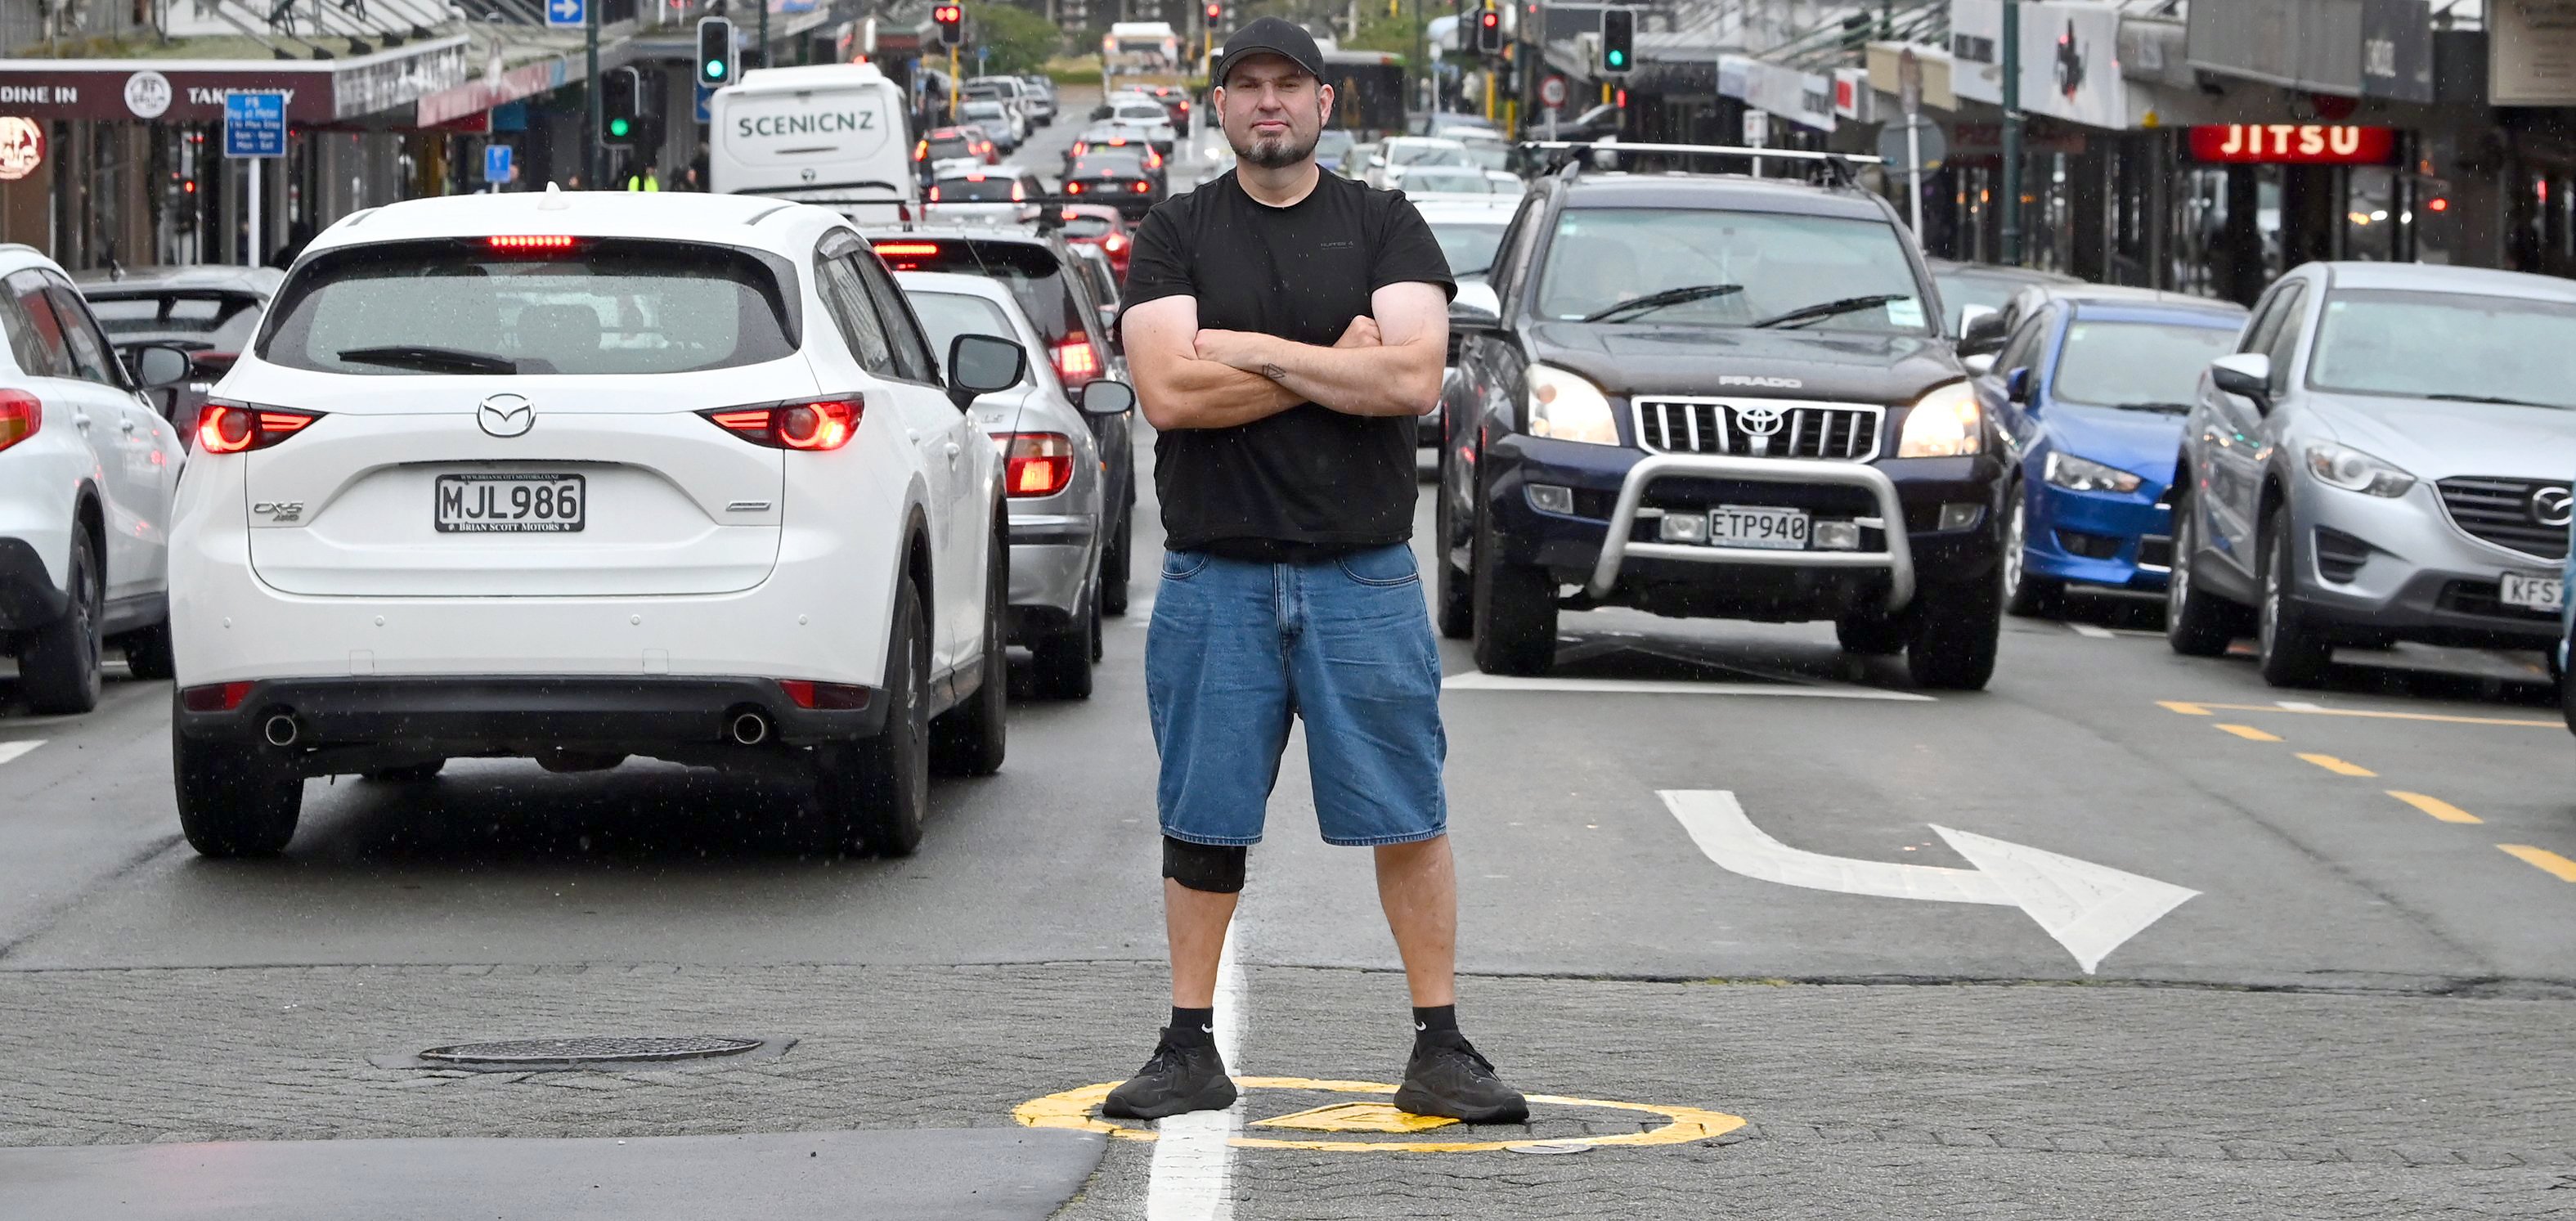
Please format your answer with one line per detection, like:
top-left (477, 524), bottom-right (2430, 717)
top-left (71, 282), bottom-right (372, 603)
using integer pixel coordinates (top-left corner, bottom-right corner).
top-left (2188, 124), bottom-right (2398, 165)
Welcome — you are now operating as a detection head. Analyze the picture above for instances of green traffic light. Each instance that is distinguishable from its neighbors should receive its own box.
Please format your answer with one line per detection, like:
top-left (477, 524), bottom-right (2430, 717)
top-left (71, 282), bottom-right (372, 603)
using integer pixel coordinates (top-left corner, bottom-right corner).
top-left (707, 59), bottom-right (726, 78)
top-left (609, 118), bottom-right (630, 137)
top-left (1608, 51), bottom-right (1624, 65)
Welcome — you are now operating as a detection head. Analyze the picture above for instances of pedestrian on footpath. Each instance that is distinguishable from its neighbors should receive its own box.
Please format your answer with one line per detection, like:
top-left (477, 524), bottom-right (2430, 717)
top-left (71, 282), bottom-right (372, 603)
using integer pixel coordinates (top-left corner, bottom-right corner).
top-left (1102, 16), bottom-right (1527, 1125)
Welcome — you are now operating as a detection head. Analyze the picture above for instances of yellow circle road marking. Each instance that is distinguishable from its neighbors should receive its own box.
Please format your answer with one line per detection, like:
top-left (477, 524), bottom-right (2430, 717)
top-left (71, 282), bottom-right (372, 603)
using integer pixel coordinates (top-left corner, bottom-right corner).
top-left (1013, 1075), bottom-right (1745, 1153)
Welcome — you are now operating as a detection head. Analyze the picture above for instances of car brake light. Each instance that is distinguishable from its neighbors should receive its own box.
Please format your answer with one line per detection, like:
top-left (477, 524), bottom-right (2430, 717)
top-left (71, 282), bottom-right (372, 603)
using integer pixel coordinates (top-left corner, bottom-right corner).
top-left (487, 235), bottom-right (579, 252)
top-left (196, 401), bottom-right (321, 454)
top-left (0, 390), bottom-right (38, 454)
top-left (1052, 335), bottom-right (1102, 387)
top-left (180, 681), bottom-right (256, 712)
top-left (928, 185), bottom-right (941, 203)
top-left (996, 433), bottom-right (1075, 497)
top-left (874, 242), bottom-right (943, 257)
top-left (1103, 234), bottom-right (1129, 253)
top-left (700, 395), bottom-right (864, 451)
top-left (779, 679), bottom-right (871, 710)
top-left (1012, 181), bottom-right (1025, 202)
top-left (1132, 181), bottom-right (1151, 193)
top-left (1066, 182), bottom-right (1084, 194)
top-left (915, 139), bottom-right (929, 160)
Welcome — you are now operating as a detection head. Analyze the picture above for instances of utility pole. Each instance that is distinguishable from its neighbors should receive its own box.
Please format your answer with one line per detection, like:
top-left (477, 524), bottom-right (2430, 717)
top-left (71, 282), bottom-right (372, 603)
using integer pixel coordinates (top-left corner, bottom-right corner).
top-left (757, 0), bottom-right (769, 72)
top-left (2000, 0), bottom-right (2023, 265)
top-left (584, 0), bottom-right (599, 187)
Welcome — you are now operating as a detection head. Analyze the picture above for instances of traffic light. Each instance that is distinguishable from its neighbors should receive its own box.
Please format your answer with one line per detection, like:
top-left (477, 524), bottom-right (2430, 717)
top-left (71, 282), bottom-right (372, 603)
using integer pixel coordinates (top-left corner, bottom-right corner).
top-left (933, 4), bottom-right (963, 46)
top-left (1600, 6), bottom-right (1633, 74)
top-left (1475, 2), bottom-right (1500, 52)
top-left (696, 17), bottom-right (734, 88)
top-left (599, 66), bottom-right (640, 144)
top-left (1205, 2), bottom-right (1218, 20)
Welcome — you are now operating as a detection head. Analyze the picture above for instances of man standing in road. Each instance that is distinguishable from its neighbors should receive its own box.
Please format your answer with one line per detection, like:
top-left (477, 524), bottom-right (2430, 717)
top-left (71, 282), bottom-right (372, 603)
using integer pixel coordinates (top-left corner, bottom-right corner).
top-left (1102, 17), bottom-right (1527, 1124)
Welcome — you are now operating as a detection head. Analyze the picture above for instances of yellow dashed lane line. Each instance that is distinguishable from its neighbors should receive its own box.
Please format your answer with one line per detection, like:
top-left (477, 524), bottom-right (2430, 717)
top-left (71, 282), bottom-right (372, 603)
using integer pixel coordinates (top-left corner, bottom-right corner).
top-left (2296, 752), bottom-right (2377, 777)
top-left (2214, 724), bottom-right (2282, 742)
top-left (2499, 845), bottom-right (2576, 882)
top-left (2388, 792), bottom-right (2483, 824)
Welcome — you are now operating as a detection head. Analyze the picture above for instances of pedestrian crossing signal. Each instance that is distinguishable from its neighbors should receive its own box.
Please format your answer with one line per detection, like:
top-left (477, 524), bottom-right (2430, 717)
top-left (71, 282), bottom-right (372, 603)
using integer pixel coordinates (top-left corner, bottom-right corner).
top-left (695, 16), bottom-right (734, 88)
top-left (934, 4), bottom-right (964, 46)
top-left (1600, 7), bottom-right (1633, 74)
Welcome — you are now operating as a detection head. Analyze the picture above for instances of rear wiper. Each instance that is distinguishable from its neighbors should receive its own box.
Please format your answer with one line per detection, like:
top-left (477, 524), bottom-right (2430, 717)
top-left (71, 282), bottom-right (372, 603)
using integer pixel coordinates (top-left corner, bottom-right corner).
top-left (2424, 392), bottom-right (2563, 409)
top-left (336, 344), bottom-right (519, 375)
top-left (2110, 400), bottom-right (2193, 414)
top-left (1582, 283), bottom-right (1744, 324)
top-left (1749, 294), bottom-right (1909, 329)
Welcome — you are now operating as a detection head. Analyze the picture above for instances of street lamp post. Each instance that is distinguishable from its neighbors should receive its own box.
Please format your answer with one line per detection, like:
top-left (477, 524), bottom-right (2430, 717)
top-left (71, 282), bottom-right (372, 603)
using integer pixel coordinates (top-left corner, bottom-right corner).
top-left (584, 0), bottom-right (600, 187)
top-left (2000, 0), bottom-right (2023, 265)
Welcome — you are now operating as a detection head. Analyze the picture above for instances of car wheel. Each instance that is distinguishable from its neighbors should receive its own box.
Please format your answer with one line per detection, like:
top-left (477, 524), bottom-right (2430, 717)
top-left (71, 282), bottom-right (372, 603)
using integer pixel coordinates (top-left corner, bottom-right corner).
top-left (2001, 492), bottom-right (2064, 619)
top-left (1835, 612), bottom-right (1908, 655)
top-left (1100, 501), bottom-right (1132, 617)
top-left (931, 535), bottom-right (1011, 776)
top-left (173, 714), bottom-right (302, 858)
top-left (2256, 511), bottom-right (2333, 688)
top-left (1030, 578), bottom-right (1097, 701)
top-left (1905, 565), bottom-right (2004, 690)
top-left (821, 577), bottom-right (931, 856)
top-left (123, 616), bottom-right (177, 681)
top-left (1434, 444), bottom-right (1473, 640)
top-left (363, 761), bottom-right (446, 783)
top-left (2164, 483), bottom-right (2237, 658)
top-left (1470, 471), bottom-right (1556, 676)
top-left (20, 527), bottom-right (103, 714)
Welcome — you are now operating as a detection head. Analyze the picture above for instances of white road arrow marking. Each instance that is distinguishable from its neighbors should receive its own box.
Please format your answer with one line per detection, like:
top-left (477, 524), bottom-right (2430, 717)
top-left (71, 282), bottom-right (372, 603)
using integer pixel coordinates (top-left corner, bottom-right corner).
top-left (0, 740), bottom-right (44, 767)
top-left (1659, 790), bottom-right (2198, 975)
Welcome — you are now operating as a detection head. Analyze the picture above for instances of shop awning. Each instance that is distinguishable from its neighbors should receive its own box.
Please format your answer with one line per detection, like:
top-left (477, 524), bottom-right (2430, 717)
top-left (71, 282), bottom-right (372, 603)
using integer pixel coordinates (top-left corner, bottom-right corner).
top-left (0, 36), bottom-right (471, 123)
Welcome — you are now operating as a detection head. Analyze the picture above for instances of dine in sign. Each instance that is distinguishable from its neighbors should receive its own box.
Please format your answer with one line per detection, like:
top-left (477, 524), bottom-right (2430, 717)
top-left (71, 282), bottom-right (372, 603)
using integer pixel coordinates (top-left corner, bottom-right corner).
top-left (2189, 124), bottom-right (2396, 165)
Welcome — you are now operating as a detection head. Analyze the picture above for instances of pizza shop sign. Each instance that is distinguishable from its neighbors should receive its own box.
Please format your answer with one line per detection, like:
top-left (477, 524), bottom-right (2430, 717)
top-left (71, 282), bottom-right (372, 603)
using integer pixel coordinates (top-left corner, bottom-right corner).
top-left (2189, 124), bottom-right (2397, 165)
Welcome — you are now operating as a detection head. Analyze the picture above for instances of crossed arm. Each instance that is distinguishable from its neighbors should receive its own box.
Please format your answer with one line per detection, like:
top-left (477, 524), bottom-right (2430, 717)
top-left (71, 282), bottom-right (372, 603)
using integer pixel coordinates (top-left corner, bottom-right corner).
top-left (1124, 281), bottom-right (1451, 432)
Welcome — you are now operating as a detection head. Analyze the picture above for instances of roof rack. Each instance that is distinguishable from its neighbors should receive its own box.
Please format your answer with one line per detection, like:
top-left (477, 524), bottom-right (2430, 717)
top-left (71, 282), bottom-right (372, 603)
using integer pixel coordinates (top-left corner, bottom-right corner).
top-left (1517, 141), bottom-right (1879, 190)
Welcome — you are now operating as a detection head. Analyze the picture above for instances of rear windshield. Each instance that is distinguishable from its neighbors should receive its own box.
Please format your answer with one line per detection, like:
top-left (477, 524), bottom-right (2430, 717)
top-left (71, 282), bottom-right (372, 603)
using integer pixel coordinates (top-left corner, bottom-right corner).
top-left (905, 292), bottom-right (1027, 386)
top-left (1071, 152), bottom-right (1147, 177)
top-left (874, 240), bottom-right (1085, 343)
top-left (926, 136), bottom-right (974, 159)
top-left (1061, 214), bottom-right (1116, 239)
top-left (85, 291), bottom-right (265, 350)
top-left (260, 239), bottom-right (798, 376)
top-left (938, 177), bottom-right (1024, 202)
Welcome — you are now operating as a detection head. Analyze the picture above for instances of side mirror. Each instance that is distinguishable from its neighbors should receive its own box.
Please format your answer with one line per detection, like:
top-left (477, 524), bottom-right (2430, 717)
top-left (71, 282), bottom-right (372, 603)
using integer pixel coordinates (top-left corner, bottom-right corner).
top-left (1449, 279), bottom-right (1502, 332)
top-left (2209, 352), bottom-right (2273, 406)
top-left (946, 333), bottom-right (1026, 410)
top-left (1962, 352), bottom-right (1995, 376)
top-left (1079, 379), bottom-right (1136, 417)
top-left (2004, 366), bottom-right (2034, 405)
top-left (1090, 105), bottom-right (1112, 120)
top-left (128, 343), bottom-right (194, 388)
top-left (1959, 310), bottom-right (2008, 355)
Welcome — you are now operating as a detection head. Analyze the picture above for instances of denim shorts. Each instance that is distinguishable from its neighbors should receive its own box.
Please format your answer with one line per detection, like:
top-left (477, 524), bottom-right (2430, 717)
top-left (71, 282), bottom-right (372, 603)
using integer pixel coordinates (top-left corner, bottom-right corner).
top-left (1145, 543), bottom-right (1448, 847)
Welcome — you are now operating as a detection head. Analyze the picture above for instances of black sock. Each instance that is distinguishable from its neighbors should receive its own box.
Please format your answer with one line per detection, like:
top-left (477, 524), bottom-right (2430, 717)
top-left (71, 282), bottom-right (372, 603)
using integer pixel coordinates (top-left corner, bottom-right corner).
top-left (1412, 1005), bottom-right (1460, 1048)
top-left (1168, 1006), bottom-right (1215, 1046)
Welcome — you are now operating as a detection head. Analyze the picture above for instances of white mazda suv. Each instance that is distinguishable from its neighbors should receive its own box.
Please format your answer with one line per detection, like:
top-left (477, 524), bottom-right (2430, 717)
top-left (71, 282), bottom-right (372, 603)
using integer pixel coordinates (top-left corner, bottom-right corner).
top-left (166, 190), bottom-right (1025, 858)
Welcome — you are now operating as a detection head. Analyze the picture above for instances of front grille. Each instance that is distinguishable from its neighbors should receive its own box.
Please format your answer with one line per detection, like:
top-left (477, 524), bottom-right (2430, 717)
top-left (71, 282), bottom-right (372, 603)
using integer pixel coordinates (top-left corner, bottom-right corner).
top-left (1633, 397), bottom-right (1883, 463)
top-left (2438, 580), bottom-right (2560, 623)
top-left (2436, 477), bottom-right (2572, 561)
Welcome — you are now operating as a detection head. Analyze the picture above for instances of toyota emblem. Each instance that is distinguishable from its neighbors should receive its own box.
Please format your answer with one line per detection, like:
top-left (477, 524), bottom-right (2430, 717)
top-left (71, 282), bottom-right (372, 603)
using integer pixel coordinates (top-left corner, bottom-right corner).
top-left (2533, 486), bottom-right (2573, 528)
top-left (477, 393), bottom-right (534, 438)
top-left (1731, 404), bottom-right (1786, 437)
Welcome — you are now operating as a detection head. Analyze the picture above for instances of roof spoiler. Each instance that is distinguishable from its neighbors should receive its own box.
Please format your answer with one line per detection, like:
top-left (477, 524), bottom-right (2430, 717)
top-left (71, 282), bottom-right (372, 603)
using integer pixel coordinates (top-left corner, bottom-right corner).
top-left (1516, 141), bottom-right (1878, 189)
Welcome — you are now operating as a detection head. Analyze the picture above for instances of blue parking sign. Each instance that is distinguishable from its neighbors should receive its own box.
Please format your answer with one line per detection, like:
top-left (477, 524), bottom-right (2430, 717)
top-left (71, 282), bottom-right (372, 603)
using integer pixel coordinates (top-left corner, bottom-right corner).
top-left (545, 0), bottom-right (584, 28)
top-left (695, 81), bottom-right (716, 124)
top-left (482, 143), bottom-right (514, 184)
top-left (222, 92), bottom-right (286, 159)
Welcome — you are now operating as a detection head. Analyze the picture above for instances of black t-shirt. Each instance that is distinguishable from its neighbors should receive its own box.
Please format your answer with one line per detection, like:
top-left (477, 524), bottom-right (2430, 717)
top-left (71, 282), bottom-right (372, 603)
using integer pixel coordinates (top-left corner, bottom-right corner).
top-left (1120, 169), bottom-right (1454, 560)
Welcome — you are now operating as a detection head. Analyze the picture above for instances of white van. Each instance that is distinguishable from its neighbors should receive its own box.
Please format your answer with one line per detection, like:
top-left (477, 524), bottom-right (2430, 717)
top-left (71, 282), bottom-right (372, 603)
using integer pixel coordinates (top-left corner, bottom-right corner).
top-left (709, 63), bottom-right (919, 225)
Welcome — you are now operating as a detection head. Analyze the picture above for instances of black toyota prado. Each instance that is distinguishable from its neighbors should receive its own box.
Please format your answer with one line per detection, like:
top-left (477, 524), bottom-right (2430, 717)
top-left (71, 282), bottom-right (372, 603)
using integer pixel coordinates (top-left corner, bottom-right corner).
top-left (1436, 146), bottom-right (2008, 689)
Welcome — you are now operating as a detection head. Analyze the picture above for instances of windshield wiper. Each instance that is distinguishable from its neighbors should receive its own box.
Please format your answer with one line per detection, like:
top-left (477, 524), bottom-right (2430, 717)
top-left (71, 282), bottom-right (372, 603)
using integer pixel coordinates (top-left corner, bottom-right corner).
top-left (1749, 294), bottom-right (1910, 330)
top-left (336, 344), bottom-right (520, 375)
top-left (1582, 283), bottom-right (1744, 324)
top-left (2109, 400), bottom-right (2193, 414)
top-left (2424, 392), bottom-right (2564, 409)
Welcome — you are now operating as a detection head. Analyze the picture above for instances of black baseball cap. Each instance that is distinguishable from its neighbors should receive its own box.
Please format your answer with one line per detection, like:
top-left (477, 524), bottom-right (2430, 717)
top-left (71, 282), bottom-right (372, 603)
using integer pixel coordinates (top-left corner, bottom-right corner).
top-left (1213, 17), bottom-right (1326, 88)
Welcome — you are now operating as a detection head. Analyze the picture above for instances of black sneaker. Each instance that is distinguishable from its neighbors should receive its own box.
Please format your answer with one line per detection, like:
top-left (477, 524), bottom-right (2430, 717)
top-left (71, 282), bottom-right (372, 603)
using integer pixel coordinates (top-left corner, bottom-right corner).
top-left (1101, 1029), bottom-right (1237, 1120)
top-left (1393, 1036), bottom-right (1528, 1124)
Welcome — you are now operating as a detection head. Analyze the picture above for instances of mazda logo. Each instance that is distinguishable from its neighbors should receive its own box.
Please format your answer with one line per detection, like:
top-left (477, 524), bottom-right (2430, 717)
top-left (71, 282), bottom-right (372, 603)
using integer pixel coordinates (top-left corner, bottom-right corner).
top-left (2533, 486), bottom-right (2573, 527)
top-left (1731, 404), bottom-right (1786, 438)
top-left (478, 393), bottom-right (534, 438)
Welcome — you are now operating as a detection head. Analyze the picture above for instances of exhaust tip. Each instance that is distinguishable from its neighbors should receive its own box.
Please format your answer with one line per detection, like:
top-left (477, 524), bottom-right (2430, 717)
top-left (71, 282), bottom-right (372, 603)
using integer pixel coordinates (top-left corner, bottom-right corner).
top-left (729, 712), bottom-right (770, 747)
top-left (263, 713), bottom-right (301, 747)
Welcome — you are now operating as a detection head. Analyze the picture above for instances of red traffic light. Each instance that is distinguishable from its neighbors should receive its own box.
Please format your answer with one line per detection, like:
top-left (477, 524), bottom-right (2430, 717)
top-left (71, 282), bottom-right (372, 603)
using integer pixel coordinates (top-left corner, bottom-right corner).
top-left (932, 4), bottom-right (960, 21)
top-left (1205, 2), bottom-right (1219, 18)
top-left (1479, 10), bottom-right (1497, 25)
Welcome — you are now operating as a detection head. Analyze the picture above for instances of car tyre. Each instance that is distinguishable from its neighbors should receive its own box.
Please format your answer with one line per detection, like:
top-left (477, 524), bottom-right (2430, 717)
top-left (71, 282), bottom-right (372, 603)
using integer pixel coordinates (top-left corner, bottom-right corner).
top-left (822, 577), bottom-right (931, 857)
top-left (1905, 567), bottom-right (2004, 690)
top-left (173, 719), bottom-right (302, 858)
top-left (1101, 500), bottom-right (1133, 617)
top-left (363, 761), bottom-right (446, 783)
top-left (2001, 493), bottom-right (2064, 619)
top-left (1434, 448), bottom-right (1473, 640)
top-left (1030, 581), bottom-right (1097, 701)
top-left (931, 535), bottom-right (1011, 776)
top-left (123, 616), bottom-right (177, 681)
top-left (2164, 483), bottom-right (2237, 658)
top-left (1470, 475), bottom-right (1557, 676)
top-left (2256, 512), bottom-right (2333, 688)
top-left (1835, 611), bottom-right (1909, 656)
top-left (20, 527), bottom-right (103, 714)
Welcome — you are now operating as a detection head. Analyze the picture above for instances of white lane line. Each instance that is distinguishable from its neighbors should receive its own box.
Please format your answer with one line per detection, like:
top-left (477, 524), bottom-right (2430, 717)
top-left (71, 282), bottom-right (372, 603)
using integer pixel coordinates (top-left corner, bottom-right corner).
top-left (2067, 622), bottom-right (2115, 640)
top-left (1147, 922), bottom-right (1243, 1221)
top-left (0, 740), bottom-right (44, 767)
top-left (2276, 700), bottom-right (2324, 711)
top-left (1443, 673), bottom-right (1933, 701)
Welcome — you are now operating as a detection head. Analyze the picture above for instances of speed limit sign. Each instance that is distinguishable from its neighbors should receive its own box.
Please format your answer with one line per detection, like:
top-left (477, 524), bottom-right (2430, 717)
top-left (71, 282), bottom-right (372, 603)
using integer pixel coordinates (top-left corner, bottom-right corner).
top-left (1540, 75), bottom-right (1568, 109)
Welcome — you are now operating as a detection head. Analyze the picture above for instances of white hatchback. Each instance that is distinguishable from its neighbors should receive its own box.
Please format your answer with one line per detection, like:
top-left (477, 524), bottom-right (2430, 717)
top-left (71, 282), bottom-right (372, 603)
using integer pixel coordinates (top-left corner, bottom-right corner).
top-left (166, 190), bottom-right (1026, 859)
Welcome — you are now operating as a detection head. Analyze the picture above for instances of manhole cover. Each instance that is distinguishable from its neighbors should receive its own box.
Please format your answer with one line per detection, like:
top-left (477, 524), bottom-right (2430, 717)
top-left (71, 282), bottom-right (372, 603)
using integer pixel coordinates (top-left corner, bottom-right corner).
top-left (415, 1036), bottom-right (765, 1067)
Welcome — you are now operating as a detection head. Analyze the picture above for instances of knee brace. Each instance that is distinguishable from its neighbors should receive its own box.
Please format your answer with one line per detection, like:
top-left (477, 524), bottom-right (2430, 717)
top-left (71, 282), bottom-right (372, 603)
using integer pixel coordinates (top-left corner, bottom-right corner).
top-left (1163, 837), bottom-right (1248, 894)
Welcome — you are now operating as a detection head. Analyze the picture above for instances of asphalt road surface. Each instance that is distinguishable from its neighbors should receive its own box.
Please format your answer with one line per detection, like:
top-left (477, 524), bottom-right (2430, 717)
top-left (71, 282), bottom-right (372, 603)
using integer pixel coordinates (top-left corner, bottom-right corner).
top-left (6, 105), bottom-right (2575, 1219)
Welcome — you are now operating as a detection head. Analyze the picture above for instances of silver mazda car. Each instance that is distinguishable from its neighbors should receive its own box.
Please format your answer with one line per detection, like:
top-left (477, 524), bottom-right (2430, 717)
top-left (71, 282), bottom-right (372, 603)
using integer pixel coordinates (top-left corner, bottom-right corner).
top-left (2165, 262), bottom-right (2576, 686)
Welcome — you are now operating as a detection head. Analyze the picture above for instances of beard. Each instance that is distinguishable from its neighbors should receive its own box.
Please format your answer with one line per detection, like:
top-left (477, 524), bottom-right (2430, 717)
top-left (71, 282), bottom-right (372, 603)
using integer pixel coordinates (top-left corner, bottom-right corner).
top-left (1232, 125), bottom-right (1318, 169)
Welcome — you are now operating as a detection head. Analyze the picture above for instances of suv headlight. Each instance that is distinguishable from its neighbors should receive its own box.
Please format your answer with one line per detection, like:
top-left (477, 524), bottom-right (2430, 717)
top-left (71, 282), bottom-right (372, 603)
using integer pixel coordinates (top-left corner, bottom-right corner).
top-left (1896, 382), bottom-right (1982, 458)
top-left (2304, 442), bottom-right (2415, 498)
top-left (1525, 364), bottom-right (1619, 446)
top-left (2044, 451), bottom-right (2143, 494)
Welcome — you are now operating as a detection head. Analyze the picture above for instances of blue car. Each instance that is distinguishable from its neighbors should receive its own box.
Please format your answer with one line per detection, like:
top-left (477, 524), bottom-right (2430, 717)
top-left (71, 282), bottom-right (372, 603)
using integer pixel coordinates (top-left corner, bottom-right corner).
top-left (1973, 286), bottom-right (2250, 617)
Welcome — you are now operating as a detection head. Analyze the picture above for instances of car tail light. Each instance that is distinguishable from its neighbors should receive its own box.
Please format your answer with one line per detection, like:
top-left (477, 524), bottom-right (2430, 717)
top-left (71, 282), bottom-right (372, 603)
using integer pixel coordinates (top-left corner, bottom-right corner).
top-left (486, 235), bottom-right (579, 253)
top-left (1104, 234), bottom-right (1129, 253)
top-left (1132, 180), bottom-right (1151, 193)
top-left (779, 679), bottom-right (871, 710)
top-left (915, 139), bottom-right (929, 160)
top-left (1052, 334), bottom-right (1102, 387)
top-left (180, 681), bottom-right (254, 712)
top-left (0, 390), bottom-right (38, 454)
top-left (1147, 150), bottom-right (1165, 168)
top-left (196, 401), bottom-right (321, 454)
top-left (1012, 180), bottom-right (1026, 202)
top-left (996, 433), bottom-right (1075, 497)
top-left (928, 185), bottom-right (941, 203)
top-left (874, 241), bottom-right (942, 257)
top-left (1066, 182), bottom-right (1085, 195)
top-left (700, 395), bottom-right (863, 451)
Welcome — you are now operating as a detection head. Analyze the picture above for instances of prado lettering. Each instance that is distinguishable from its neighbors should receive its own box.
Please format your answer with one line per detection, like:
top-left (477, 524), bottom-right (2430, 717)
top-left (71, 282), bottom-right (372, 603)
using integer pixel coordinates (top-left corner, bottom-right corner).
top-left (2189, 123), bottom-right (2397, 165)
